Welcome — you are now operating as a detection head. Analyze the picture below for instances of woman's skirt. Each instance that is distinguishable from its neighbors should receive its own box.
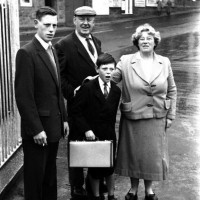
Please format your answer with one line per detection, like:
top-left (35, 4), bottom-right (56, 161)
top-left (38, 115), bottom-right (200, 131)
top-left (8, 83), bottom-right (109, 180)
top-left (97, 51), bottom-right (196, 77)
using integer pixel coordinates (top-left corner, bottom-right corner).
top-left (115, 117), bottom-right (169, 181)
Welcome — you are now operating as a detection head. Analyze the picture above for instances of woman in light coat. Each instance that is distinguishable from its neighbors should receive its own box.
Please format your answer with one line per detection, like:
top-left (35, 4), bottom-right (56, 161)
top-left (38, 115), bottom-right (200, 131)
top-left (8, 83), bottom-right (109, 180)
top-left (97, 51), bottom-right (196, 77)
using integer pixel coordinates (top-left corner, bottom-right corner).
top-left (112, 23), bottom-right (177, 200)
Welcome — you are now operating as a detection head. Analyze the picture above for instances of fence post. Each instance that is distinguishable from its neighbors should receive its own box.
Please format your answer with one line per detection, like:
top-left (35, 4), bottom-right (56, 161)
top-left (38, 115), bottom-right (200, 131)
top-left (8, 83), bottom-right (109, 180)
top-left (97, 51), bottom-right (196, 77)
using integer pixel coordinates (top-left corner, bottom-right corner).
top-left (0, 0), bottom-right (21, 196)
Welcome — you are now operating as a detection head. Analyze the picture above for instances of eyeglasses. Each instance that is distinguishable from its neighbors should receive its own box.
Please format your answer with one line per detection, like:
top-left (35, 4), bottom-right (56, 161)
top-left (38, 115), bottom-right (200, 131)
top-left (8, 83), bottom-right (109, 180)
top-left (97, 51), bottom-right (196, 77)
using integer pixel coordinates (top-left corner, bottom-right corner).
top-left (76, 16), bottom-right (95, 23)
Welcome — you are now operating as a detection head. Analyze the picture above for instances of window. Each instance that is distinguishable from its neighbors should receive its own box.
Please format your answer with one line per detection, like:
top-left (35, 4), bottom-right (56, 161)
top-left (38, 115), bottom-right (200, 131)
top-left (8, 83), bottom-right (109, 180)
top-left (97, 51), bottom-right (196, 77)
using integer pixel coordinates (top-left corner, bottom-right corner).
top-left (20, 0), bottom-right (32, 7)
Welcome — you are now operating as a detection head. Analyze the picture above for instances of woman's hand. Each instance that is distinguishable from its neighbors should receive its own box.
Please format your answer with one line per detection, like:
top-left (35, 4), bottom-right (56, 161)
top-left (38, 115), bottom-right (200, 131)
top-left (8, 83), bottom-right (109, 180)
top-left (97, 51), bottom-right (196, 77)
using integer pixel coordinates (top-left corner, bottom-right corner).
top-left (166, 118), bottom-right (173, 129)
top-left (85, 130), bottom-right (95, 140)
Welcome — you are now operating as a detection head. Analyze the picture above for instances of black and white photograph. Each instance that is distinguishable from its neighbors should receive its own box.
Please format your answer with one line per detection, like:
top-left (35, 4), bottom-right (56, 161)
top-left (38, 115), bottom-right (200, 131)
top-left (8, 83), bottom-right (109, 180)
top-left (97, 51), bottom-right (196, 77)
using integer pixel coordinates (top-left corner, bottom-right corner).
top-left (20, 0), bottom-right (32, 7)
top-left (0, 0), bottom-right (200, 200)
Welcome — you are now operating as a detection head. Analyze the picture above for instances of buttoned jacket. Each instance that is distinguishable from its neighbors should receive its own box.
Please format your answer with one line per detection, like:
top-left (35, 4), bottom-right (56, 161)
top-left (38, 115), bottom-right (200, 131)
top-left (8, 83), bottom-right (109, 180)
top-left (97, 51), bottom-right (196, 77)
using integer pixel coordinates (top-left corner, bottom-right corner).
top-left (54, 31), bottom-right (102, 103)
top-left (15, 37), bottom-right (67, 142)
top-left (112, 52), bottom-right (177, 120)
top-left (71, 78), bottom-right (121, 141)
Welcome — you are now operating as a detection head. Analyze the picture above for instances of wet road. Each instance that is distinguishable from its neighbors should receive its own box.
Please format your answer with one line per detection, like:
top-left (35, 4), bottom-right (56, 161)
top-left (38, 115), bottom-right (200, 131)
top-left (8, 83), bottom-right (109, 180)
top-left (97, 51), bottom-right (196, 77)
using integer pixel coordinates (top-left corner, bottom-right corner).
top-left (93, 12), bottom-right (200, 57)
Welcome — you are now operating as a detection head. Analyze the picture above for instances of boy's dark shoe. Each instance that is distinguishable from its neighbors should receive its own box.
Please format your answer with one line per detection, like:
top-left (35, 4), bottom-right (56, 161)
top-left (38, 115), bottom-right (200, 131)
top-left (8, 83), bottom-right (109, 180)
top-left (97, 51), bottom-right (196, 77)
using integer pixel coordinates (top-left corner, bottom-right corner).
top-left (125, 191), bottom-right (138, 200)
top-left (71, 186), bottom-right (87, 199)
top-left (108, 195), bottom-right (117, 200)
top-left (92, 197), bottom-right (101, 200)
top-left (88, 196), bottom-right (102, 200)
top-left (87, 193), bottom-right (105, 200)
top-left (144, 193), bottom-right (158, 200)
top-left (99, 179), bottom-right (108, 194)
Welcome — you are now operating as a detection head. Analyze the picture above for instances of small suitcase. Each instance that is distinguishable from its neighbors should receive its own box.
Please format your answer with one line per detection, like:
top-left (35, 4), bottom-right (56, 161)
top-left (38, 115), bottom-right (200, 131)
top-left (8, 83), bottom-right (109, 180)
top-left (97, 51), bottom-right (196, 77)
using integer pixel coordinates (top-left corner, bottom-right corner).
top-left (69, 140), bottom-right (113, 168)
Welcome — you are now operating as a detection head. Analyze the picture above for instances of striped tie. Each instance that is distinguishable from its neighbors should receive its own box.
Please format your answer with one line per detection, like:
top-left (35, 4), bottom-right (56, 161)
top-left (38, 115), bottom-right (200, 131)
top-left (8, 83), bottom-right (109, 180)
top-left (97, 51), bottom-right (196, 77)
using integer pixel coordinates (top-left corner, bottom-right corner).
top-left (46, 45), bottom-right (58, 80)
top-left (85, 37), bottom-right (95, 55)
top-left (103, 83), bottom-right (109, 99)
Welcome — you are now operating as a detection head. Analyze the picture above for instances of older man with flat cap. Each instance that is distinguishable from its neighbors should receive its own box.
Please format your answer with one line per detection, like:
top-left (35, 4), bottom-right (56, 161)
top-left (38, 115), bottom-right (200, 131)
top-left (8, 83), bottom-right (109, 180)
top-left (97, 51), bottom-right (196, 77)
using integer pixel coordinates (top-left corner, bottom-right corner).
top-left (55, 6), bottom-right (105, 200)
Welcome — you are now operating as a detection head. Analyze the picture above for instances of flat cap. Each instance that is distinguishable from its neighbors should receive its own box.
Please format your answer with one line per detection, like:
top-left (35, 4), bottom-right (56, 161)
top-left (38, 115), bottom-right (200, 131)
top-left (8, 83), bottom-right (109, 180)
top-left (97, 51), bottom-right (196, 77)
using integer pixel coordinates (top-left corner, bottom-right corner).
top-left (74, 6), bottom-right (96, 16)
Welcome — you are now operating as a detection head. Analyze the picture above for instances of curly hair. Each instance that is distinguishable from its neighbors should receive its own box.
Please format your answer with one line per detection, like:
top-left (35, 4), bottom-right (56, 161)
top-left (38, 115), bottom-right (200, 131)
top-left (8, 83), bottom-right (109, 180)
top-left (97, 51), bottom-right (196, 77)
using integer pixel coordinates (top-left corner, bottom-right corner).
top-left (131, 23), bottom-right (161, 50)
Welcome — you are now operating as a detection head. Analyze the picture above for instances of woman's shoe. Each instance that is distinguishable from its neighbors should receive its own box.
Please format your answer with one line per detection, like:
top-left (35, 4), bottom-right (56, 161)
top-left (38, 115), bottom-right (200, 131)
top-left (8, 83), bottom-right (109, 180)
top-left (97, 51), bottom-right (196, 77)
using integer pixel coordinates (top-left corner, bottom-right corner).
top-left (144, 193), bottom-right (158, 200)
top-left (125, 190), bottom-right (138, 200)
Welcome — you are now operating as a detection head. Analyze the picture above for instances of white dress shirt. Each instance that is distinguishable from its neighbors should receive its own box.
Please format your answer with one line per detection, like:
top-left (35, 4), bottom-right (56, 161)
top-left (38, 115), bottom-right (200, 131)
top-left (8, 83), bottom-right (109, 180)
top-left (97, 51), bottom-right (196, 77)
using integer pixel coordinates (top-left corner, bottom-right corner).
top-left (98, 77), bottom-right (111, 95)
top-left (75, 30), bottom-right (98, 63)
top-left (137, 52), bottom-right (154, 83)
top-left (35, 34), bottom-right (52, 50)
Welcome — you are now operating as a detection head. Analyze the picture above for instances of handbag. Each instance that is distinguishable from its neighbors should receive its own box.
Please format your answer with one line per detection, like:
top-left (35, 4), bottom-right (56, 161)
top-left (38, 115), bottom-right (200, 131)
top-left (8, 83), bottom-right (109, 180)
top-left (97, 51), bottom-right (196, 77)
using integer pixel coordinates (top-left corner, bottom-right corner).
top-left (69, 140), bottom-right (113, 168)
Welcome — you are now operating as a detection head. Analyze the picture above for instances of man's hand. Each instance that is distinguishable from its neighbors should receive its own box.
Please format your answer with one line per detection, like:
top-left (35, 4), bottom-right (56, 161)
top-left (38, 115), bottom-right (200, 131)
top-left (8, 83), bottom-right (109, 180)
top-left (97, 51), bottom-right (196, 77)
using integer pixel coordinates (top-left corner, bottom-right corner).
top-left (64, 121), bottom-right (69, 138)
top-left (166, 118), bottom-right (173, 129)
top-left (74, 86), bottom-right (81, 96)
top-left (85, 130), bottom-right (95, 140)
top-left (82, 75), bottom-right (99, 84)
top-left (33, 131), bottom-right (47, 146)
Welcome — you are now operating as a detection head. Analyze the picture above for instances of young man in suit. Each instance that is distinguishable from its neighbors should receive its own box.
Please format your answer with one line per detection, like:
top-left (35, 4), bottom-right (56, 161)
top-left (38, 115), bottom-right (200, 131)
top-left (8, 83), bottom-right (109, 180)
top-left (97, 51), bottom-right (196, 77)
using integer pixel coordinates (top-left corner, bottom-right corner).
top-left (71, 53), bottom-right (121, 200)
top-left (55, 6), bottom-right (104, 199)
top-left (15, 7), bottom-right (69, 200)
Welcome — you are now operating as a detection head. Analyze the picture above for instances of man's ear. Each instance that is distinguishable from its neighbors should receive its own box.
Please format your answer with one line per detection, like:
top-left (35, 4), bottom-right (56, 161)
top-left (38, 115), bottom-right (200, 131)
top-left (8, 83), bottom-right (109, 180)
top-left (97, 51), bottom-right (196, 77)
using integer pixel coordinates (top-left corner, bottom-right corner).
top-left (96, 68), bottom-right (99, 73)
top-left (34, 19), bottom-right (39, 28)
top-left (73, 16), bottom-right (76, 26)
top-left (95, 64), bottom-right (99, 73)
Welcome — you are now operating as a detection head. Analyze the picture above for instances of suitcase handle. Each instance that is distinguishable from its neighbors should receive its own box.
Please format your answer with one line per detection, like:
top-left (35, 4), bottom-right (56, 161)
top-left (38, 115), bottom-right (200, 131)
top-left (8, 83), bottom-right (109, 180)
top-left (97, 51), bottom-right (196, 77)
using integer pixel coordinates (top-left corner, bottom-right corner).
top-left (73, 136), bottom-right (99, 142)
top-left (83, 136), bottom-right (99, 141)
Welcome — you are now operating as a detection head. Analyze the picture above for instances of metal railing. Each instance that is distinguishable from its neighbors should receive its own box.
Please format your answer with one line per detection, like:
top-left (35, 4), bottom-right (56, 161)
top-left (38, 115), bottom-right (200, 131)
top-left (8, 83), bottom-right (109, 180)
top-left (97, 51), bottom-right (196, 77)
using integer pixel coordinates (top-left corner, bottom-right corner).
top-left (0, 0), bottom-right (20, 168)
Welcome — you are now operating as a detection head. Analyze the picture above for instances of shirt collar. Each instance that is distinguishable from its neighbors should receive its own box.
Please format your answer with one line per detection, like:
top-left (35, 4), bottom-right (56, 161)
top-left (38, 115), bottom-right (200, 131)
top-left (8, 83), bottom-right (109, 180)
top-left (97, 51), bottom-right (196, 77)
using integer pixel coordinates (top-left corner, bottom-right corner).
top-left (135, 52), bottom-right (142, 59)
top-left (131, 52), bottom-right (163, 64)
top-left (75, 30), bottom-right (92, 40)
top-left (35, 34), bottom-right (52, 50)
top-left (98, 77), bottom-right (111, 88)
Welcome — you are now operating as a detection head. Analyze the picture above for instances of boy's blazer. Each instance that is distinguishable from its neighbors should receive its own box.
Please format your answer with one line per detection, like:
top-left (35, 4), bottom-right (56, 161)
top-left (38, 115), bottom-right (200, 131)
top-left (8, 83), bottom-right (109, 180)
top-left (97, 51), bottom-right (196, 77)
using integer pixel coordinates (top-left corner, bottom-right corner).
top-left (15, 37), bottom-right (66, 142)
top-left (71, 77), bottom-right (121, 141)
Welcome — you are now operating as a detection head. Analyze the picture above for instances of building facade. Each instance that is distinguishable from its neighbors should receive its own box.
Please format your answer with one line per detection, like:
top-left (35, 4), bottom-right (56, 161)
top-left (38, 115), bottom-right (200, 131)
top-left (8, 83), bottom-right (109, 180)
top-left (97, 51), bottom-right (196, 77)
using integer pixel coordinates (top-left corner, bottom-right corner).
top-left (19, 0), bottom-right (94, 28)
top-left (19, 0), bottom-right (177, 28)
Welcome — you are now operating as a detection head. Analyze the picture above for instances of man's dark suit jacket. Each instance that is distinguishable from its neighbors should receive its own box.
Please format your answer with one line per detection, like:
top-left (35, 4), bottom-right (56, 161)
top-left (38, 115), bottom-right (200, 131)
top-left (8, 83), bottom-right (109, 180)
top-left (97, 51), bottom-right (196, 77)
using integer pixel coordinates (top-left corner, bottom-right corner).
top-left (71, 78), bottom-right (121, 142)
top-left (15, 37), bottom-right (66, 142)
top-left (54, 31), bottom-right (102, 104)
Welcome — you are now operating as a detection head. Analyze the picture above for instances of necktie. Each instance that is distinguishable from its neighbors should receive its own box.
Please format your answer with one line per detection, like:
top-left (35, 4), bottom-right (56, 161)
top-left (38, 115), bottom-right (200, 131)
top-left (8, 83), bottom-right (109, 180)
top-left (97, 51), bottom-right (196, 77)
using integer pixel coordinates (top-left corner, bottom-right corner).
top-left (103, 83), bottom-right (109, 99)
top-left (85, 37), bottom-right (95, 56)
top-left (46, 45), bottom-right (58, 80)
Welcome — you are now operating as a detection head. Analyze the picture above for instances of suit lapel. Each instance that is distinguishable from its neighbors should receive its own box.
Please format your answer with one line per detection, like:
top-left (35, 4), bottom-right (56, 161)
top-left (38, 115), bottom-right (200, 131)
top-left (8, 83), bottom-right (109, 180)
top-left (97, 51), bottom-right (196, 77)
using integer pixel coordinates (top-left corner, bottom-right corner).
top-left (72, 32), bottom-right (98, 69)
top-left (33, 38), bottom-right (59, 86)
top-left (93, 78), bottom-right (106, 103)
top-left (52, 46), bottom-right (61, 84)
top-left (131, 53), bottom-right (164, 84)
top-left (150, 58), bottom-right (164, 83)
top-left (93, 79), bottom-right (118, 104)
top-left (92, 35), bottom-right (101, 55)
top-left (106, 81), bottom-right (120, 103)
